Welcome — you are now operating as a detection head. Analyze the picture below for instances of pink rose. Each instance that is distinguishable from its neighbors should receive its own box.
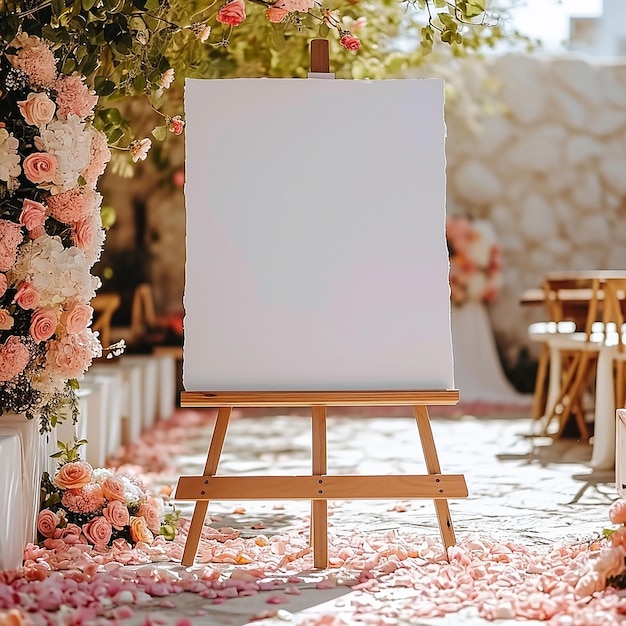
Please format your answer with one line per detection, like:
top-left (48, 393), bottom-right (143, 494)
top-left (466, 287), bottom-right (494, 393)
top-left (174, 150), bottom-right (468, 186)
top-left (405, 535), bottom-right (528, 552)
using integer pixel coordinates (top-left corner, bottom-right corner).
top-left (101, 476), bottom-right (126, 502)
top-left (72, 217), bottom-right (94, 250)
top-left (22, 152), bottom-right (58, 184)
top-left (129, 516), bottom-right (154, 544)
top-left (54, 460), bottom-right (93, 490)
top-left (266, 6), bottom-right (289, 22)
top-left (610, 499), bottom-right (626, 525)
top-left (340, 33), bottom-right (361, 51)
top-left (37, 509), bottom-right (60, 538)
top-left (103, 500), bottom-right (130, 531)
top-left (168, 115), bottom-right (185, 135)
top-left (60, 302), bottom-right (92, 334)
top-left (0, 273), bottom-right (6, 298)
top-left (18, 92), bottom-right (56, 127)
top-left (30, 308), bottom-right (57, 343)
top-left (137, 502), bottom-right (161, 533)
top-left (0, 309), bottom-right (14, 331)
top-left (14, 282), bottom-right (40, 310)
top-left (82, 516), bottom-right (112, 548)
top-left (217, 0), bottom-right (246, 26)
top-left (19, 199), bottom-right (47, 232)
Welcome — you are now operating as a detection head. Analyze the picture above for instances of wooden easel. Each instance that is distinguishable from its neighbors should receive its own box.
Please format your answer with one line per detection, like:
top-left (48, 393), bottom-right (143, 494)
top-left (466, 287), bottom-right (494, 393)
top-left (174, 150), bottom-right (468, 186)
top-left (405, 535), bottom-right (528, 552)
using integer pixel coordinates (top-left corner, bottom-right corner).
top-left (175, 41), bottom-right (467, 568)
top-left (175, 390), bottom-right (468, 568)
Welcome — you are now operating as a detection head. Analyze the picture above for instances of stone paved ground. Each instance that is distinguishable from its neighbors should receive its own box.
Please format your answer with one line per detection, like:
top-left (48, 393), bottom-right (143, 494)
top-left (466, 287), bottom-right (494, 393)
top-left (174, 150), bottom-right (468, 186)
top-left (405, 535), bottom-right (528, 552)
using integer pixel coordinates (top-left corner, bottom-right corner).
top-left (129, 408), bottom-right (618, 625)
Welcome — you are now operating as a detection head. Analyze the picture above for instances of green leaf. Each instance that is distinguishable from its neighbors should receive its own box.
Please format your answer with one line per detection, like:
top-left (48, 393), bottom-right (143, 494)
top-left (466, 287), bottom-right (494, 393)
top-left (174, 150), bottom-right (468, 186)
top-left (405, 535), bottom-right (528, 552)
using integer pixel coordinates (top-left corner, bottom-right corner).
top-left (104, 22), bottom-right (123, 42)
top-left (151, 125), bottom-right (168, 141)
top-left (81, 53), bottom-right (101, 76)
top-left (82, 0), bottom-right (96, 10)
top-left (51, 0), bottom-right (66, 17)
top-left (133, 74), bottom-right (147, 92)
top-left (106, 127), bottom-right (124, 144)
top-left (439, 14), bottom-right (457, 30)
top-left (95, 77), bottom-right (116, 96)
top-left (319, 24), bottom-right (329, 38)
top-left (62, 57), bottom-right (78, 75)
top-left (105, 107), bottom-right (124, 125)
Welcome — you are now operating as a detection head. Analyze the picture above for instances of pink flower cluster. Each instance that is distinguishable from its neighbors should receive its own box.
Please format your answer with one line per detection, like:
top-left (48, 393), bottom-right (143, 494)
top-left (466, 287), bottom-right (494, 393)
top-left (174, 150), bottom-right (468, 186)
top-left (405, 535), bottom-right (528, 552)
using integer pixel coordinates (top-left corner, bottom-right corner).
top-left (0, 35), bottom-right (106, 426)
top-left (38, 461), bottom-right (169, 551)
top-left (446, 215), bottom-right (502, 306)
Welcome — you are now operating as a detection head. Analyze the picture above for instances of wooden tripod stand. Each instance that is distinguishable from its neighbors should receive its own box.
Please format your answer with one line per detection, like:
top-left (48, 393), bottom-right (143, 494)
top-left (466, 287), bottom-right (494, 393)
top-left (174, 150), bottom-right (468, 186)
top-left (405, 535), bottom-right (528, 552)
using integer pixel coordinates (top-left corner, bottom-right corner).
top-left (174, 390), bottom-right (468, 568)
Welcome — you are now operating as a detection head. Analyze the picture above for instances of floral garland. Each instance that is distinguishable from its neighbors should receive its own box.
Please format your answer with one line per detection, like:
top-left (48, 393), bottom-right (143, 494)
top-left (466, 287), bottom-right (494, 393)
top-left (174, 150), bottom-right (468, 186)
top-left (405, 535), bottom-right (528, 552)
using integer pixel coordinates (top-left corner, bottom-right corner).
top-left (446, 215), bottom-right (502, 307)
top-left (37, 451), bottom-right (178, 551)
top-left (0, 35), bottom-right (106, 431)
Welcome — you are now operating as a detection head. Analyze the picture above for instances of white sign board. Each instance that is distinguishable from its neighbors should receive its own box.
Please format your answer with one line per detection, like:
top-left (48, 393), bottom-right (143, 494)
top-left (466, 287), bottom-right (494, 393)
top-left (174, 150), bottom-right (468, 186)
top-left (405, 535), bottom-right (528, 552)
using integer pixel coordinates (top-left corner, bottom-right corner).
top-left (183, 78), bottom-right (454, 392)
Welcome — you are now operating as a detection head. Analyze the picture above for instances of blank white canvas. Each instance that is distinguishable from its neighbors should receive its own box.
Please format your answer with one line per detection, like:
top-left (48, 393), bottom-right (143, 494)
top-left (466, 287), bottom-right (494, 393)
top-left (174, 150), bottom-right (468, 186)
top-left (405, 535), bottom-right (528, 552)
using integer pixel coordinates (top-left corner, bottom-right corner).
top-left (183, 78), bottom-right (454, 391)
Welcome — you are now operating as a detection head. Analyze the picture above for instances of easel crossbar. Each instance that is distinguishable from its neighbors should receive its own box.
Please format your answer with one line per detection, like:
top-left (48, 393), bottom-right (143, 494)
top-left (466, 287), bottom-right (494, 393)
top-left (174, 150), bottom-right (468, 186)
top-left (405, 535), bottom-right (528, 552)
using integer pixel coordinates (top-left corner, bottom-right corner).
top-left (180, 389), bottom-right (460, 407)
top-left (175, 474), bottom-right (469, 500)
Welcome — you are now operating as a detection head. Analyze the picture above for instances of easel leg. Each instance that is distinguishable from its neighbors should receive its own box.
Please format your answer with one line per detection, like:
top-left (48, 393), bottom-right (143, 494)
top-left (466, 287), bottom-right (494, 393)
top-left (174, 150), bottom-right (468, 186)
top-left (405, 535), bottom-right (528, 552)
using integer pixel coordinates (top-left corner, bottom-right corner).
top-left (413, 405), bottom-right (456, 554)
top-left (311, 406), bottom-right (328, 569)
top-left (181, 406), bottom-right (232, 566)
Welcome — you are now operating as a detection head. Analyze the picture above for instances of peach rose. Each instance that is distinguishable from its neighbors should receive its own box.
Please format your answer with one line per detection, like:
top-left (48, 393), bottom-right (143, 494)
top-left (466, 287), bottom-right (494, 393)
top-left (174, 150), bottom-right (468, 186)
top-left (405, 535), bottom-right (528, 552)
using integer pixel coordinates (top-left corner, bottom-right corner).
top-left (137, 502), bottom-right (161, 534)
top-left (60, 302), bottom-right (92, 334)
top-left (18, 92), bottom-right (56, 128)
top-left (30, 308), bottom-right (57, 343)
top-left (22, 152), bottom-right (58, 184)
top-left (0, 274), bottom-right (6, 298)
top-left (609, 499), bottom-right (626, 525)
top-left (103, 500), bottom-right (130, 531)
top-left (82, 516), bottom-right (112, 548)
top-left (129, 516), bottom-right (154, 544)
top-left (266, 6), bottom-right (288, 22)
top-left (19, 199), bottom-right (47, 232)
top-left (101, 476), bottom-right (126, 503)
top-left (37, 509), bottom-right (60, 538)
top-left (56, 523), bottom-right (85, 545)
top-left (0, 608), bottom-right (25, 626)
top-left (340, 33), bottom-right (361, 51)
top-left (14, 282), bottom-right (40, 310)
top-left (0, 309), bottom-right (14, 331)
top-left (29, 226), bottom-right (46, 240)
top-left (54, 460), bottom-right (93, 490)
top-left (217, 0), bottom-right (246, 26)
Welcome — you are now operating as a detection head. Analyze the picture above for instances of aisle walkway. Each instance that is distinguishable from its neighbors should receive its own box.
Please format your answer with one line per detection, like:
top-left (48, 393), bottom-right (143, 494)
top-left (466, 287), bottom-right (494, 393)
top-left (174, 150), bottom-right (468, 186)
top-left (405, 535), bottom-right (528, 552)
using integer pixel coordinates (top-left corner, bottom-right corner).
top-left (115, 408), bottom-right (615, 625)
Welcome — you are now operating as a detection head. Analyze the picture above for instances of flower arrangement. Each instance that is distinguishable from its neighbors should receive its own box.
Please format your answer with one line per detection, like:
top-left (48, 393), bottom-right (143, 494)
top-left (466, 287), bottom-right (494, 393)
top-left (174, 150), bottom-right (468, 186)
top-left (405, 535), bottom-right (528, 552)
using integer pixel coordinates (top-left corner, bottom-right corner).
top-left (575, 498), bottom-right (626, 597)
top-left (0, 35), bottom-right (106, 431)
top-left (37, 440), bottom-right (178, 551)
top-left (446, 215), bottom-right (502, 307)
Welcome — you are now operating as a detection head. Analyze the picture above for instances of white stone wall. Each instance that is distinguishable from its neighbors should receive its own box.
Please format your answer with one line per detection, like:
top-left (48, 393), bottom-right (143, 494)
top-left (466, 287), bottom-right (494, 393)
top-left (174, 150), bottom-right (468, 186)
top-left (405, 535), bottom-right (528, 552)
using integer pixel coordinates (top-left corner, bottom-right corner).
top-left (443, 53), bottom-right (626, 368)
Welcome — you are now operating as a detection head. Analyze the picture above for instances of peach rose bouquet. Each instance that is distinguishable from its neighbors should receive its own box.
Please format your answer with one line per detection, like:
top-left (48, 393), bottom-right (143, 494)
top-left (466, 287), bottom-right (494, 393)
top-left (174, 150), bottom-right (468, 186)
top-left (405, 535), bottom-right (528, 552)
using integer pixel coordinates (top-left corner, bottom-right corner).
top-left (575, 498), bottom-right (626, 597)
top-left (446, 215), bottom-right (502, 307)
top-left (0, 35), bottom-right (106, 431)
top-left (37, 440), bottom-right (179, 550)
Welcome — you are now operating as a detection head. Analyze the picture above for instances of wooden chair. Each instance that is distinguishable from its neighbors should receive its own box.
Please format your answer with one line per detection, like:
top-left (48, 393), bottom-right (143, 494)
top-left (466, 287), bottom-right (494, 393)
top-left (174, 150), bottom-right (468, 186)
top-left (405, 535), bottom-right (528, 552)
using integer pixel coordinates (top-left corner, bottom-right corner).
top-left (541, 277), bottom-right (603, 439)
top-left (92, 293), bottom-right (122, 351)
top-left (528, 278), bottom-right (579, 423)
top-left (599, 278), bottom-right (626, 410)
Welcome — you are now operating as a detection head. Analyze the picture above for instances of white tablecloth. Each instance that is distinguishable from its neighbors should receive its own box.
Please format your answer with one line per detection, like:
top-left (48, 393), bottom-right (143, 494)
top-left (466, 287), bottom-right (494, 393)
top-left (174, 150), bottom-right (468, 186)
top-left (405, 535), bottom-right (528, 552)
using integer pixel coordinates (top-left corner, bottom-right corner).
top-left (451, 301), bottom-right (530, 405)
top-left (0, 428), bottom-right (25, 570)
